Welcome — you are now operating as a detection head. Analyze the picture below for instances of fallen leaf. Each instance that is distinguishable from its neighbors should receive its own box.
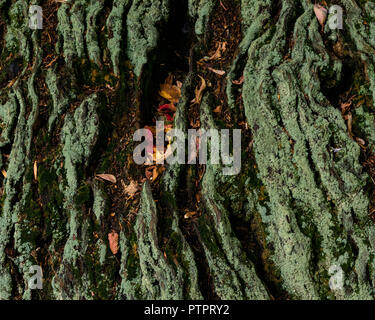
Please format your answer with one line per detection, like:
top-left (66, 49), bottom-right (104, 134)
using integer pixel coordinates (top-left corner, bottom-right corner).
top-left (96, 173), bottom-right (117, 184)
top-left (33, 161), bottom-right (38, 181)
top-left (344, 113), bottom-right (353, 137)
top-left (123, 180), bottom-right (138, 197)
top-left (196, 193), bottom-right (201, 203)
top-left (314, 4), bottom-right (328, 27)
top-left (158, 104), bottom-right (177, 121)
top-left (232, 75), bottom-right (244, 85)
top-left (219, 0), bottom-right (227, 10)
top-left (356, 137), bottom-right (366, 146)
top-left (164, 74), bottom-right (174, 85)
top-left (1, 169), bottom-right (6, 178)
top-left (191, 76), bottom-right (206, 105)
top-left (213, 105), bottom-right (222, 113)
top-left (145, 166), bottom-right (155, 180)
top-left (207, 67), bottom-right (226, 76)
top-left (159, 84), bottom-right (181, 104)
top-left (158, 104), bottom-right (177, 113)
top-left (184, 211), bottom-right (197, 219)
top-left (340, 101), bottom-right (352, 114)
top-left (108, 231), bottom-right (119, 254)
top-left (205, 42), bottom-right (227, 61)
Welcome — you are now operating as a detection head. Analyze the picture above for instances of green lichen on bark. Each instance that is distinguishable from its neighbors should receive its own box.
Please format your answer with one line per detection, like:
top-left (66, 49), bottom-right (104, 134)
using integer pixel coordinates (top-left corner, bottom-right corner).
top-left (0, 0), bottom-right (375, 300)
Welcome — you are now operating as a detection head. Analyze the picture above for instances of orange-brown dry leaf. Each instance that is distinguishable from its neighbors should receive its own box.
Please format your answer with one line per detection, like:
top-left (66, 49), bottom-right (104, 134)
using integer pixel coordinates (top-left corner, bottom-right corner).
top-left (191, 76), bottom-right (206, 105)
top-left (232, 75), bottom-right (244, 85)
top-left (159, 84), bottom-right (181, 103)
top-left (184, 211), bottom-right (197, 219)
top-left (96, 173), bottom-right (117, 184)
top-left (345, 113), bottom-right (353, 137)
top-left (213, 105), bottom-right (222, 113)
top-left (340, 101), bottom-right (352, 114)
top-left (33, 161), bottom-right (38, 181)
top-left (123, 180), bottom-right (138, 197)
top-left (207, 67), bottom-right (226, 76)
top-left (164, 74), bottom-right (174, 85)
top-left (206, 42), bottom-right (226, 61)
top-left (1, 169), bottom-right (6, 178)
top-left (108, 231), bottom-right (119, 254)
top-left (195, 193), bottom-right (201, 203)
top-left (145, 166), bottom-right (155, 180)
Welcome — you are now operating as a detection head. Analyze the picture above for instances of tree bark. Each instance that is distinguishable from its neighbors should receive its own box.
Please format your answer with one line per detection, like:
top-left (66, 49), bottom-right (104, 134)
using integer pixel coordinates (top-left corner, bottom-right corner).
top-left (0, 0), bottom-right (375, 300)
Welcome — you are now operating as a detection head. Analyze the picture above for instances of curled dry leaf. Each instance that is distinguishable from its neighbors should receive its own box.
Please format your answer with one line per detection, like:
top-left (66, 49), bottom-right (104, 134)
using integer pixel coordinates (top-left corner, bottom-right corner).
top-left (184, 211), bottom-right (197, 219)
top-left (191, 75), bottom-right (206, 105)
top-left (108, 231), bottom-right (119, 255)
top-left (205, 41), bottom-right (227, 61)
top-left (313, 4), bottom-right (328, 27)
top-left (232, 75), bottom-right (244, 85)
top-left (96, 173), bottom-right (117, 184)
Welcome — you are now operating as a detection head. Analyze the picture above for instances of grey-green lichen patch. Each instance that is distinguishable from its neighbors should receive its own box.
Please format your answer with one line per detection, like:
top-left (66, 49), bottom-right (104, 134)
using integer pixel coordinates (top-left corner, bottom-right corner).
top-left (45, 68), bottom-right (72, 132)
top-left (107, 0), bottom-right (130, 75)
top-left (0, 93), bottom-right (18, 148)
top-left (51, 94), bottom-right (99, 299)
top-left (342, 0), bottom-right (375, 104)
top-left (126, 0), bottom-right (170, 77)
top-left (197, 95), bottom-right (269, 300)
top-left (0, 32), bottom-right (42, 299)
top-left (226, 0), bottom-right (273, 110)
top-left (241, 0), bottom-right (374, 299)
top-left (1, 0), bottom-right (375, 301)
top-left (134, 182), bottom-right (187, 299)
top-left (92, 182), bottom-right (108, 222)
top-left (5, 0), bottom-right (30, 57)
top-left (56, 4), bottom-right (76, 64)
top-left (85, 0), bottom-right (104, 67)
top-left (70, 0), bottom-right (87, 58)
top-left (188, 0), bottom-right (215, 36)
top-left (56, 0), bottom-right (105, 68)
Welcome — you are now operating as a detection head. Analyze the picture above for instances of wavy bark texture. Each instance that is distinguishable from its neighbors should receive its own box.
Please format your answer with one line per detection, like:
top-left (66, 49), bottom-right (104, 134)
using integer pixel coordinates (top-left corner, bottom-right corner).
top-left (0, 0), bottom-right (374, 300)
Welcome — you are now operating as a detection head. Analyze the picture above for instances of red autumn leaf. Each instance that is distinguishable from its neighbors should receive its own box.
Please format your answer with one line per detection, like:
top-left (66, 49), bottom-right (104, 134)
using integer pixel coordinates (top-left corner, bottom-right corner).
top-left (158, 104), bottom-right (176, 112)
top-left (158, 104), bottom-right (176, 121)
top-left (164, 113), bottom-right (174, 121)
